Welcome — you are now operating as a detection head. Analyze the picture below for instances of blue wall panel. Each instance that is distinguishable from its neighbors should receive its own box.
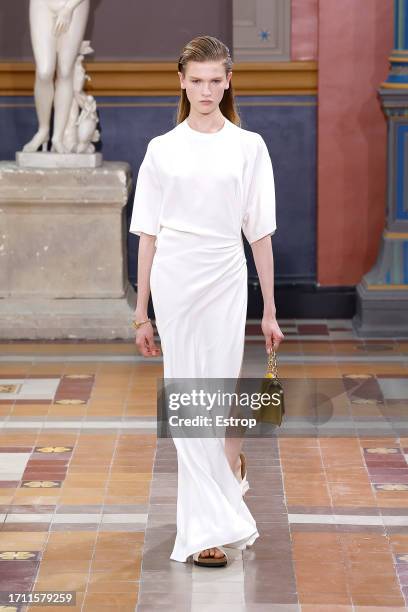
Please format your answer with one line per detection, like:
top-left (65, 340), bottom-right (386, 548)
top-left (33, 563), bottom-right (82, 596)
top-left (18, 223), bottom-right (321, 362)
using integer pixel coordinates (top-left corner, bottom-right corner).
top-left (0, 95), bottom-right (317, 285)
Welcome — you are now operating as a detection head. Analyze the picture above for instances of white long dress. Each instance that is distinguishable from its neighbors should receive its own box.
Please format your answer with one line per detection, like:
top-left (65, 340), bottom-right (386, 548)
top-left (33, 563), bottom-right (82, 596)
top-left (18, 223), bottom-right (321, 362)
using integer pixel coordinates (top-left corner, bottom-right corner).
top-left (129, 116), bottom-right (277, 563)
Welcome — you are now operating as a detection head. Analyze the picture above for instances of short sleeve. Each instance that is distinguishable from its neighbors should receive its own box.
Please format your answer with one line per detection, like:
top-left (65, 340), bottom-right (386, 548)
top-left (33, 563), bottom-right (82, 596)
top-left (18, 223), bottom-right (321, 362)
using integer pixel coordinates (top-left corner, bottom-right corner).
top-left (241, 135), bottom-right (277, 244)
top-left (129, 141), bottom-right (162, 237)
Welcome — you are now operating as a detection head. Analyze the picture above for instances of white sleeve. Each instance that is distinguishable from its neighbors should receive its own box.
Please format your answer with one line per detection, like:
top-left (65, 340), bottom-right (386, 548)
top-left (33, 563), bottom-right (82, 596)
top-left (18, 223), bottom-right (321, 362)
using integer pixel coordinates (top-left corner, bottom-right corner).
top-left (129, 140), bottom-right (162, 237)
top-left (241, 135), bottom-right (277, 244)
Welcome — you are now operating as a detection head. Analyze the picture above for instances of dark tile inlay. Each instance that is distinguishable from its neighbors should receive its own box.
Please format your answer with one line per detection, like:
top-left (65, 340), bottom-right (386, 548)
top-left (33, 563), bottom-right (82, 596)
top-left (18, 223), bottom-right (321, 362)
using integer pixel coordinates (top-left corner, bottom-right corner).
top-left (53, 374), bottom-right (95, 404)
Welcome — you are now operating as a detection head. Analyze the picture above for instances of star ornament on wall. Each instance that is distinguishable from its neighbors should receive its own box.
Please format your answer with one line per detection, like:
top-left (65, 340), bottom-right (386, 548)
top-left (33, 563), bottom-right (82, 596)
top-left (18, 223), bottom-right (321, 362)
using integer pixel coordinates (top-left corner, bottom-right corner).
top-left (259, 29), bottom-right (270, 41)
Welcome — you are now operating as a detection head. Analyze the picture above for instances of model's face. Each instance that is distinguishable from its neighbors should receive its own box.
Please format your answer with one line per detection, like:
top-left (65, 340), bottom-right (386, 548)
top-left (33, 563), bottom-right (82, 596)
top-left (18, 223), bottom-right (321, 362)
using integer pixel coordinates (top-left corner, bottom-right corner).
top-left (178, 60), bottom-right (232, 115)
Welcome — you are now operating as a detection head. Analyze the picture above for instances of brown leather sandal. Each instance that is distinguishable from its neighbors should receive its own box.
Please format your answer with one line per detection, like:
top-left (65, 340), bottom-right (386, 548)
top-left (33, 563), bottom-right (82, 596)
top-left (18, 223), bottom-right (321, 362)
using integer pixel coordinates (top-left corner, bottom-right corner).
top-left (193, 546), bottom-right (228, 567)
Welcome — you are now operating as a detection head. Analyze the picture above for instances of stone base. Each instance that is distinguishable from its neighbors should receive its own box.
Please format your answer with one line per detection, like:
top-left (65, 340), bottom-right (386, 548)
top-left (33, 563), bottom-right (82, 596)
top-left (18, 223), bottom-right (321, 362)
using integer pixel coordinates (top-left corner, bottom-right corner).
top-left (0, 161), bottom-right (132, 299)
top-left (352, 282), bottom-right (408, 337)
top-left (0, 284), bottom-right (137, 340)
top-left (0, 160), bottom-right (135, 339)
top-left (16, 151), bottom-right (103, 168)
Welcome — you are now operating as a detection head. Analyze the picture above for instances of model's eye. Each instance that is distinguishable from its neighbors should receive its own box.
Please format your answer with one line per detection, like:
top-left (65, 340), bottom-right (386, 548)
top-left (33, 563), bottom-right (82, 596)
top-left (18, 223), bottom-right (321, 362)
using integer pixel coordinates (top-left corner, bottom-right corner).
top-left (212, 80), bottom-right (221, 83)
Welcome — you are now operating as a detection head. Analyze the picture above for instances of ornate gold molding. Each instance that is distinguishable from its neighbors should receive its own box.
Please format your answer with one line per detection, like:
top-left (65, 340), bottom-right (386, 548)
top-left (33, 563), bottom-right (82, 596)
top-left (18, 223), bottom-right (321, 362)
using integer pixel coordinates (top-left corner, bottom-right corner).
top-left (0, 61), bottom-right (317, 96)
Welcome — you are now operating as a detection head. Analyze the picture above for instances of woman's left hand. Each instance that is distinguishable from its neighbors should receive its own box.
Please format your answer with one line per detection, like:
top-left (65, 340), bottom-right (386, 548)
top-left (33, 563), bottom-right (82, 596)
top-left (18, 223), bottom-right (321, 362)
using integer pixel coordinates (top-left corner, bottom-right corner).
top-left (54, 7), bottom-right (73, 35)
top-left (261, 314), bottom-right (285, 353)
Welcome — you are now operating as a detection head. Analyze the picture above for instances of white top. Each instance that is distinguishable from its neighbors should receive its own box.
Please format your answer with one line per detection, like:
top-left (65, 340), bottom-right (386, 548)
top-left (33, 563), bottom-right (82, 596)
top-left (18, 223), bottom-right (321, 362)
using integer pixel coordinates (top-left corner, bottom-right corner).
top-left (129, 117), bottom-right (277, 244)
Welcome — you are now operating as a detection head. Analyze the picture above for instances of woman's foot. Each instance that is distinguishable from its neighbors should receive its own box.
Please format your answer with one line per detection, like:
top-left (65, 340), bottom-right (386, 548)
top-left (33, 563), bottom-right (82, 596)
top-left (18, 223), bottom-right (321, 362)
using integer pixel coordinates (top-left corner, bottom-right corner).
top-left (199, 547), bottom-right (225, 559)
top-left (234, 452), bottom-right (249, 495)
top-left (193, 547), bottom-right (228, 567)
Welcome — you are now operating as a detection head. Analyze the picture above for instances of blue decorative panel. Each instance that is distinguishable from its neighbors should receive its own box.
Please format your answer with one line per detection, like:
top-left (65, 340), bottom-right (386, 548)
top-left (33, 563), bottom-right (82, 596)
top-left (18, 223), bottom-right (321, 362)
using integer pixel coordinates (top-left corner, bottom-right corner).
top-left (404, 241), bottom-right (408, 283)
top-left (396, 123), bottom-right (408, 220)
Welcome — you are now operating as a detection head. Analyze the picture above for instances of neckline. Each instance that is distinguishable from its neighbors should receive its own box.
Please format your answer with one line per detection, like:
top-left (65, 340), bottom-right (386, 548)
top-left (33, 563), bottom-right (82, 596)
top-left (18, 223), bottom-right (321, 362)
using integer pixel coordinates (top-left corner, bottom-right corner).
top-left (183, 117), bottom-right (228, 136)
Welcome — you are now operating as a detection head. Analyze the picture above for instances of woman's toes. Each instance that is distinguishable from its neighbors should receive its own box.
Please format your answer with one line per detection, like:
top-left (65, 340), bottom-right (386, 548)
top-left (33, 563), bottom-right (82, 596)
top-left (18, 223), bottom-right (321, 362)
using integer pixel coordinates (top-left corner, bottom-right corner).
top-left (198, 547), bottom-right (225, 559)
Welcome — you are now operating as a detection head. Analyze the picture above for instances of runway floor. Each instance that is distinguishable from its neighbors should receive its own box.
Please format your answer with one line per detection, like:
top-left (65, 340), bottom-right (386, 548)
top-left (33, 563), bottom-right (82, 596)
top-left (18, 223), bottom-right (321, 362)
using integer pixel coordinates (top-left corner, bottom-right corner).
top-left (0, 318), bottom-right (407, 610)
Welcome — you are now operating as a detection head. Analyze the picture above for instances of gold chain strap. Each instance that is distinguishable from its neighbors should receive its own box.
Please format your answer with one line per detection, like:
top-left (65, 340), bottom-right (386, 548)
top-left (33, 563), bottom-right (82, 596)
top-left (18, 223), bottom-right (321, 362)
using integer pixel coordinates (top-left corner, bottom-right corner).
top-left (266, 343), bottom-right (278, 379)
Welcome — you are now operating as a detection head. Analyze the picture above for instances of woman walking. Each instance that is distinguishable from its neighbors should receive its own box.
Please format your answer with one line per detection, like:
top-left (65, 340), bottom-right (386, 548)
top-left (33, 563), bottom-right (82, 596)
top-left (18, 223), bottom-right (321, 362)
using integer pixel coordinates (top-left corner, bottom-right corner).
top-left (130, 35), bottom-right (284, 567)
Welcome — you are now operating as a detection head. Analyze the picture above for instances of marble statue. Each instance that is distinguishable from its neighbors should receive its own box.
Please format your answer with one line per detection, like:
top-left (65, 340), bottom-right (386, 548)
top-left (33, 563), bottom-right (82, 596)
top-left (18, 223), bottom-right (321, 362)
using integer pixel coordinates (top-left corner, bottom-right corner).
top-left (23, 0), bottom-right (92, 154)
top-left (63, 40), bottom-right (100, 153)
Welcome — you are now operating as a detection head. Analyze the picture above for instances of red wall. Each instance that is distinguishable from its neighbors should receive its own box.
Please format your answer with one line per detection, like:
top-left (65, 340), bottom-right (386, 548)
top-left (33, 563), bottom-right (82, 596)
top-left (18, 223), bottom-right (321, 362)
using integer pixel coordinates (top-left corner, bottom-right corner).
top-left (317, 0), bottom-right (393, 286)
top-left (291, 0), bottom-right (318, 61)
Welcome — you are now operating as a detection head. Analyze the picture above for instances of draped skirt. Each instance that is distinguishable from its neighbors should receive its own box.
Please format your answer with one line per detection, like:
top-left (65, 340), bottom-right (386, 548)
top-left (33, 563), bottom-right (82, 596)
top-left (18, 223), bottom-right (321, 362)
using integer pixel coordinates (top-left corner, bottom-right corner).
top-left (150, 226), bottom-right (259, 562)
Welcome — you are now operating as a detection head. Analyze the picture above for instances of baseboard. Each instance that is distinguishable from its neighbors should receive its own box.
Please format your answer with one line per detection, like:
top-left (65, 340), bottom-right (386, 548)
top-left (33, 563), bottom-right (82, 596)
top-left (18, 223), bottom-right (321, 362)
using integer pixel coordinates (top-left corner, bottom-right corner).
top-left (138, 281), bottom-right (357, 321)
top-left (247, 281), bottom-right (356, 319)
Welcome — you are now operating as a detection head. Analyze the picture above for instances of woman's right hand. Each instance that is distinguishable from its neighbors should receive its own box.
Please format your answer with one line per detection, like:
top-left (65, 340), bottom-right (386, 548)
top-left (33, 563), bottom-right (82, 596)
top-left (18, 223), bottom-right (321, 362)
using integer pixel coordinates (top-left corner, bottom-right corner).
top-left (135, 322), bottom-right (161, 357)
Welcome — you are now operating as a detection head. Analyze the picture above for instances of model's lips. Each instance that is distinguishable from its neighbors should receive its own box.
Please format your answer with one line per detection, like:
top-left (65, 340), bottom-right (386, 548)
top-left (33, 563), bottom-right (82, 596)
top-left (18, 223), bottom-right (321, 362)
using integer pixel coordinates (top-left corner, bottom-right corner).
top-left (200, 100), bottom-right (212, 103)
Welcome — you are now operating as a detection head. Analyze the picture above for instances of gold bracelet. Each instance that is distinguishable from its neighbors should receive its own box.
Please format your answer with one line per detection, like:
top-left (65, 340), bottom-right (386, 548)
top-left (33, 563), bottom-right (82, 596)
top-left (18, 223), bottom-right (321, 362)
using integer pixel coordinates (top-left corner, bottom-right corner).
top-left (132, 318), bottom-right (151, 330)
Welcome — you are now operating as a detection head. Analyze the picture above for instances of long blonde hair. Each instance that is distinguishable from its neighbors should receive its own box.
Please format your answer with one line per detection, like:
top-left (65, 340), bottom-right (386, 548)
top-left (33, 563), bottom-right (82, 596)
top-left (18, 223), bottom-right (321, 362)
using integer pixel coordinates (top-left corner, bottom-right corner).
top-left (176, 35), bottom-right (241, 126)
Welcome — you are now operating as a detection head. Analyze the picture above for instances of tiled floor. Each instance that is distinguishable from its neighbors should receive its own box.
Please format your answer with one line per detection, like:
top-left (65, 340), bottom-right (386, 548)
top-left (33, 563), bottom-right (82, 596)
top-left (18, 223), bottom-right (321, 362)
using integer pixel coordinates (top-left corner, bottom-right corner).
top-left (0, 319), bottom-right (407, 611)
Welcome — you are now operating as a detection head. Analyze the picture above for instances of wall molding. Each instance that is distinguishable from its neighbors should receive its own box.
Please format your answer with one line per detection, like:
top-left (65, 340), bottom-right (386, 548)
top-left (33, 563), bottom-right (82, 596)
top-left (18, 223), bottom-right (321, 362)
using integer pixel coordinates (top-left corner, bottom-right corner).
top-left (0, 61), bottom-right (317, 96)
top-left (233, 0), bottom-right (291, 62)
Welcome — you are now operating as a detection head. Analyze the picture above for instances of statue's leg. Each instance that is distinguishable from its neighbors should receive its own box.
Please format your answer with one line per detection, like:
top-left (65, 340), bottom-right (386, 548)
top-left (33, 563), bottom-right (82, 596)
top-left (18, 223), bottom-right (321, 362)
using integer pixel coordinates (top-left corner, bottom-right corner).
top-left (23, 0), bottom-right (57, 152)
top-left (53, 0), bottom-right (90, 153)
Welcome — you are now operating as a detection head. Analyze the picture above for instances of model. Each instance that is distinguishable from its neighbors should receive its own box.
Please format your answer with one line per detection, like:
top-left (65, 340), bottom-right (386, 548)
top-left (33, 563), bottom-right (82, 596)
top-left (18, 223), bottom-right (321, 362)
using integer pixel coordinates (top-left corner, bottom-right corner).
top-left (129, 35), bottom-right (285, 567)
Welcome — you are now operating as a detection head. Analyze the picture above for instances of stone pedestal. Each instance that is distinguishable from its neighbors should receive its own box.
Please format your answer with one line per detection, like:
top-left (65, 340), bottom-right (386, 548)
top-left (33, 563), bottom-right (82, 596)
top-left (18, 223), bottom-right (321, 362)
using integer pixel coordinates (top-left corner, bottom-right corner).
top-left (353, 282), bottom-right (408, 338)
top-left (0, 161), bottom-right (136, 339)
top-left (353, 1), bottom-right (408, 337)
top-left (16, 151), bottom-right (103, 169)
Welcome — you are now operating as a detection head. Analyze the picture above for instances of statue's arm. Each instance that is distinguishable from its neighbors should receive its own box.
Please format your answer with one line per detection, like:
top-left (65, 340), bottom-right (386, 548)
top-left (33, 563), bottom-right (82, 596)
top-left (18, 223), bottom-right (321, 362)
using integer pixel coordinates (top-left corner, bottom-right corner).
top-left (64, 0), bottom-right (87, 11)
top-left (54, 0), bottom-right (87, 35)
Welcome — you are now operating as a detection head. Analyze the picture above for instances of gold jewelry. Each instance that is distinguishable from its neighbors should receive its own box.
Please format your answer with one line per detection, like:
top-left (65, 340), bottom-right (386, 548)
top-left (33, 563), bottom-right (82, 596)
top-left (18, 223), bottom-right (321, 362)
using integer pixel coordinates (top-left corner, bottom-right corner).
top-left (132, 318), bottom-right (151, 330)
top-left (265, 342), bottom-right (278, 379)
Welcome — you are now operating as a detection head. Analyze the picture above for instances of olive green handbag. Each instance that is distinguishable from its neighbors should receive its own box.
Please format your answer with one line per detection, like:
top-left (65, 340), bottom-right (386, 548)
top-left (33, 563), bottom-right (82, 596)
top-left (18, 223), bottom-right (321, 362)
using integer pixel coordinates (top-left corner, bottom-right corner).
top-left (258, 343), bottom-right (285, 426)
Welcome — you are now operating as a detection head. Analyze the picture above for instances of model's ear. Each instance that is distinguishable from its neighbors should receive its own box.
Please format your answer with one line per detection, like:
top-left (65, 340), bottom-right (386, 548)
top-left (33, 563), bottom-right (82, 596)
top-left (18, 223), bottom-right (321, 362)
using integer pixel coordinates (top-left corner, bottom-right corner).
top-left (225, 71), bottom-right (232, 89)
top-left (178, 71), bottom-right (186, 89)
